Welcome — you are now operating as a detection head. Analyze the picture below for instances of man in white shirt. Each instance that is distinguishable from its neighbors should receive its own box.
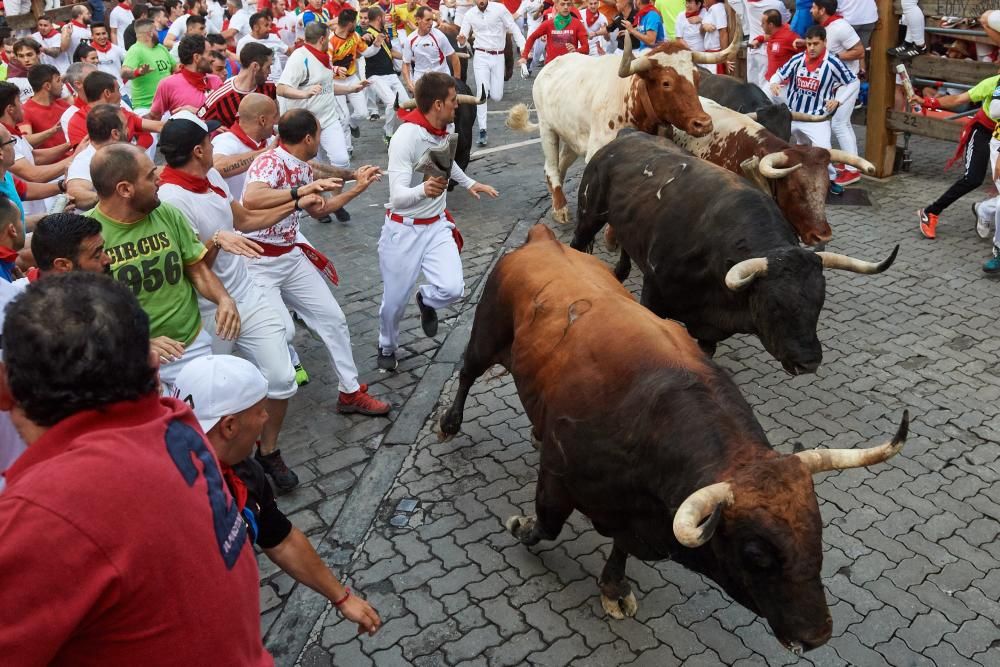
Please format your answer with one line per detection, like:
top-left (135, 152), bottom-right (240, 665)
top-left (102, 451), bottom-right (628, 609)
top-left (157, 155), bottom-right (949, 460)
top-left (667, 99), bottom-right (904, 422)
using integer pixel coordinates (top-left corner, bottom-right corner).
top-left (109, 0), bottom-right (136, 49)
top-left (378, 72), bottom-right (498, 370)
top-left (169, 14), bottom-right (209, 61)
top-left (744, 0), bottom-right (789, 90)
top-left (581, 0), bottom-right (610, 57)
top-left (225, 0), bottom-right (254, 43)
top-left (7, 40), bottom-right (40, 103)
top-left (811, 0), bottom-right (865, 186)
top-left (401, 7), bottom-right (459, 93)
top-left (68, 4), bottom-right (95, 60)
top-left (66, 104), bottom-right (126, 210)
top-left (237, 12), bottom-right (293, 82)
top-left (157, 110), bottom-right (310, 491)
top-left (458, 0), bottom-right (526, 146)
top-left (212, 93), bottom-right (277, 200)
top-left (207, 0), bottom-right (228, 33)
top-left (835, 0), bottom-right (877, 48)
top-left (90, 23), bottom-right (128, 83)
top-left (164, 0), bottom-right (206, 49)
top-left (241, 108), bottom-right (390, 417)
top-left (33, 18), bottom-right (74, 73)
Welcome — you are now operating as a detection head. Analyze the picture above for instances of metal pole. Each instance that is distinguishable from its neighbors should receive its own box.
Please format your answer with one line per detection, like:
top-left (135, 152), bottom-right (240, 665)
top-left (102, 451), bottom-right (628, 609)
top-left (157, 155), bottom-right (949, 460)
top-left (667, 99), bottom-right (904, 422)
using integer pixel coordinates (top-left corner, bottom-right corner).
top-left (912, 77), bottom-right (974, 91)
top-left (923, 26), bottom-right (988, 38)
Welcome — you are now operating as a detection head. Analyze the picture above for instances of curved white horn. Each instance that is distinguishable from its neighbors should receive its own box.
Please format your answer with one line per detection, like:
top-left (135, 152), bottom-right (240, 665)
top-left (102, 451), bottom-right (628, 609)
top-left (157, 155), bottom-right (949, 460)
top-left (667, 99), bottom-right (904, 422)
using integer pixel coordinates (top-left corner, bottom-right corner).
top-left (456, 94), bottom-right (482, 105)
top-left (618, 33), bottom-right (635, 78)
top-left (673, 482), bottom-right (733, 547)
top-left (796, 411), bottom-right (909, 474)
top-left (828, 149), bottom-right (876, 175)
top-left (691, 20), bottom-right (741, 64)
top-left (816, 244), bottom-right (898, 274)
top-left (724, 257), bottom-right (768, 290)
top-left (758, 152), bottom-right (802, 179)
top-left (629, 56), bottom-right (654, 76)
top-left (399, 99), bottom-right (417, 110)
top-left (790, 111), bottom-right (832, 122)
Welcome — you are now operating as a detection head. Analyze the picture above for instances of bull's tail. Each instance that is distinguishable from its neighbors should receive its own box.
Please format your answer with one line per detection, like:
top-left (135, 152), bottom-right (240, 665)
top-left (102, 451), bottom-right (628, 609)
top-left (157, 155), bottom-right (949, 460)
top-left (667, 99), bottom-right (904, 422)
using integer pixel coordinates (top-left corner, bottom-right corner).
top-left (506, 104), bottom-right (538, 132)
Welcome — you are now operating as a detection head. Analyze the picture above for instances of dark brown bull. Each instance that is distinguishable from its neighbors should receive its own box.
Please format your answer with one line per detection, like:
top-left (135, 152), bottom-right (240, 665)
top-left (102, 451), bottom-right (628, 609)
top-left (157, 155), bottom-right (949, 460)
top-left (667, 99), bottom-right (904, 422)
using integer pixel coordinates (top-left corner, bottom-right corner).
top-left (440, 224), bottom-right (909, 655)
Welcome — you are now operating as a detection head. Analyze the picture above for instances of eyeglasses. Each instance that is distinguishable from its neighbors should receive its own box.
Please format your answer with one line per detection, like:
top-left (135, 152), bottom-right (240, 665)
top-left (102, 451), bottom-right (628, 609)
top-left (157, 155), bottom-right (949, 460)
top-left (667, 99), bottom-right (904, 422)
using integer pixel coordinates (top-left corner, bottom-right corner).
top-left (0, 138), bottom-right (16, 148)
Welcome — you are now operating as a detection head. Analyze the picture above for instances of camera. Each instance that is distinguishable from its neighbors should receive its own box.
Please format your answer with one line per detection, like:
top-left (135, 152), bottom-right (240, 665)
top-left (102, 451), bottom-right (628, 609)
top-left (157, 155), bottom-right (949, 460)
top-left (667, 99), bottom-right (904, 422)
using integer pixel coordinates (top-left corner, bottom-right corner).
top-left (609, 14), bottom-right (624, 31)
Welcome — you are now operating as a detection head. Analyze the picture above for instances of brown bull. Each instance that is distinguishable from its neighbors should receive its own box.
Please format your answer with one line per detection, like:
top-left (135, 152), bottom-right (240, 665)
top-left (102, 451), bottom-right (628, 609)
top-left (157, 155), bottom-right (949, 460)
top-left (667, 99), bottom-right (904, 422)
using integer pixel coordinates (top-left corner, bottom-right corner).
top-left (440, 224), bottom-right (909, 655)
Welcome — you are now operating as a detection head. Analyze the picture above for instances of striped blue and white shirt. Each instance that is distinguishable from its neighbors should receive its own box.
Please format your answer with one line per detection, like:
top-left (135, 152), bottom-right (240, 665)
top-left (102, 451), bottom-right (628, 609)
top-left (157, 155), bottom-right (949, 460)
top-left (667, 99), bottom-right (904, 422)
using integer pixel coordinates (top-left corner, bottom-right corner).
top-left (771, 51), bottom-right (858, 117)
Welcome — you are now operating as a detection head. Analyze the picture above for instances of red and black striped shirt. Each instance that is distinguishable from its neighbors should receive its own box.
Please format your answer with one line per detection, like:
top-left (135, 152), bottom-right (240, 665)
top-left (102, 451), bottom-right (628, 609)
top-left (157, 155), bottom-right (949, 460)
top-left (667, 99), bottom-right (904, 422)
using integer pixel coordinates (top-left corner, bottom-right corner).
top-left (199, 80), bottom-right (278, 128)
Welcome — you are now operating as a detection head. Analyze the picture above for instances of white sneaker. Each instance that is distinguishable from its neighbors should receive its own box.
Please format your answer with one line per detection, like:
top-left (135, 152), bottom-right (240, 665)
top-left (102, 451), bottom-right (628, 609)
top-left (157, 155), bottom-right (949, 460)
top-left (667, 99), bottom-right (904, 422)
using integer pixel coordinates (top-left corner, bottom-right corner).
top-left (974, 202), bottom-right (993, 239)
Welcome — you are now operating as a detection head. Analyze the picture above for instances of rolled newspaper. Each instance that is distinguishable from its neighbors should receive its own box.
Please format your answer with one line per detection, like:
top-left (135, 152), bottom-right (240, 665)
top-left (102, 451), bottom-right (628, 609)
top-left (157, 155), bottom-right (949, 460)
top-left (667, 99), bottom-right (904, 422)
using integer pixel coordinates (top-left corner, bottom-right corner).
top-left (896, 63), bottom-right (921, 113)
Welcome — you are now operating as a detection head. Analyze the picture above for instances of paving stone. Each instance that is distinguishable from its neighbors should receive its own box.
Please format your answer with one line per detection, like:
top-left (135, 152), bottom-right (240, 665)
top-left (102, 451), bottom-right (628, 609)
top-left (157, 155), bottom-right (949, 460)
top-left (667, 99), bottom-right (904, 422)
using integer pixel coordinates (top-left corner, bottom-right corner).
top-left (873, 637), bottom-right (936, 667)
top-left (442, 625), bottom-right (503, 664)
top-left (943, 617), bottom-right (1000, 657)
top-left (483, 628), bottom-right (546, 667)
top-left (897, 610), bottom-right (959, 652)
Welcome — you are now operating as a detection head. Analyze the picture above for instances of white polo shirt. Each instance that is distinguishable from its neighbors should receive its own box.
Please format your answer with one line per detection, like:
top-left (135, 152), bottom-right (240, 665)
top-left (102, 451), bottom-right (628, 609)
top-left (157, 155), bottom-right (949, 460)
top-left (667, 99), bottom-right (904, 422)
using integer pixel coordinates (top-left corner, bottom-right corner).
top-left (109, 5), bottom-right (135, 50)
top-left (824, 17), bottom-right (862, 74)
top-left (402, 28), bottom-right (456, 80)
top-left (66, 144), bottom-right (97, 184)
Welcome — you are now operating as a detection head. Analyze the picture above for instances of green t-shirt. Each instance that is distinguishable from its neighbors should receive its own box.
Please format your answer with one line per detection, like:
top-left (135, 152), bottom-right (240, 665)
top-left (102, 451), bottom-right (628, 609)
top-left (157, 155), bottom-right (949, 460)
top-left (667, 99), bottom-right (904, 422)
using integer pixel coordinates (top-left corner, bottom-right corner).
top-left (123, 42), bottom-right (176, 110)
top-left (655, 0), bottom-right (686, 39)
top-left (91, 202), bottom-right (207, 345)
top-left (968, 75), bottom-right (1000, 119)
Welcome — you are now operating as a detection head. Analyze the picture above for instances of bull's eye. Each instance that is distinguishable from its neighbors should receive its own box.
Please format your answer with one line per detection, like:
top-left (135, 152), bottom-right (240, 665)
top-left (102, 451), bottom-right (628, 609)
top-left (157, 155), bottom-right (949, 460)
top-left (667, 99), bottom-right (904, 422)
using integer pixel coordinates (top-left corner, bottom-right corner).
top-left (741, 541), bottom-right (777, 571)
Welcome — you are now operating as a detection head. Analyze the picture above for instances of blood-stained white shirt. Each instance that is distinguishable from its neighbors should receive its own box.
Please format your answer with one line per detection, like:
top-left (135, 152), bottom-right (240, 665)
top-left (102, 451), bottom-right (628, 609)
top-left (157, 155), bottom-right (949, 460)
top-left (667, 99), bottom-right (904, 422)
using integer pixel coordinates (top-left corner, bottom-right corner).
top-left (242, 146), bottom-right (312, 245)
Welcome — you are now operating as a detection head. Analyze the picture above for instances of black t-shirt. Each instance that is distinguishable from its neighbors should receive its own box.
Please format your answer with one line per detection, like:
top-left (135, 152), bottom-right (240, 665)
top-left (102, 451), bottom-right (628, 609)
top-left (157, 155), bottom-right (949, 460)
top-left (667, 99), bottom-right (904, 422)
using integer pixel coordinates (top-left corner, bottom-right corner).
top-left (364, 27), bottom-right (396, 77)
top-left (124, 22), bottom-right (137, 51)
top-left (232, 458), bottom-right (293, 549)
top-left (616, 9), bottom-right (639, 51)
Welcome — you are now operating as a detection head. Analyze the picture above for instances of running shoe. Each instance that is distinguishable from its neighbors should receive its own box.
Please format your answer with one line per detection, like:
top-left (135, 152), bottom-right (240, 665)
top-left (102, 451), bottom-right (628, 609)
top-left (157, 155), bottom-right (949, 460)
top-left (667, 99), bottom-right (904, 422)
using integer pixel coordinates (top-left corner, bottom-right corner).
top-left (918, 208), bottom-right (938, 239)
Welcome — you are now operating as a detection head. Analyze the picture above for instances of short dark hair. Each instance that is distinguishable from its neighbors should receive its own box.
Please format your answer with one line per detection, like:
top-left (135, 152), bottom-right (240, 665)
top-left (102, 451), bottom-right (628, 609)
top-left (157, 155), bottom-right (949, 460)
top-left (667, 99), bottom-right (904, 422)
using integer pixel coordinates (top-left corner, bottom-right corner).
top-left (763, 9), bottom-right (782, 27)
top-left (90, 22), bottom-right (108, 32)
top-left (278, 108), bottom-right (319, 145)
top-left (239, 41), bottom-right (273, 68)
top-left (165, 0), bottom-right (182, 12)
top-left (805, 25), bottom-right (827, 40)
top-left (12, 37), bottom-right (41, 55)
top-left (134, 18), bottom-right (155, 32)
top-left (2, 273), bottom-right (158, 427)
top-left (414, 6), bottom-right (432, 19)
top-left (27, 64), bottom-right (59, 93)
top-left (73, 43), bottom-right (97, 63)
top-left (87, 103), bottom-right (124, 143)
top-left (0, 82), bottom-right (19, 116)
top-left (206, 32), bottom-right (227, 47)
top-left (415, 71), bottom-right (455, 114)
top-left (812, 0), bottom-right (837, 16)
top-left (83, 71), bottom-right (118, 103)
top-left (186, 14), bottom-right (207, 29)
top-left (31, 213), bottom-right (103, 271)
top-left (366, 6), bottom-right (382, 22)
top-left (133, 3), bottom-right (150, 19)
top-left (304, 20), bottom-right (328, 43)
top-left (249, 11), bottom-right (269, 27)
top-left (178, 34), bottom-right (208, 65)
top-left (91, 143), bottom-right (142, 198)
top-left (339, 8), bottom-right (358, 26)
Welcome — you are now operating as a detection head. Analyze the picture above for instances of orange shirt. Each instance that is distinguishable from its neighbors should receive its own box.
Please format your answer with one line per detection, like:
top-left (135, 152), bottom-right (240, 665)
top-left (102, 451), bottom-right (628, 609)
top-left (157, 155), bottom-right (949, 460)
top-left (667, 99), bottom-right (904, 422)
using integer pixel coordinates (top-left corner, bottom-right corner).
top-left (328, 30), bottom-right (365, 76)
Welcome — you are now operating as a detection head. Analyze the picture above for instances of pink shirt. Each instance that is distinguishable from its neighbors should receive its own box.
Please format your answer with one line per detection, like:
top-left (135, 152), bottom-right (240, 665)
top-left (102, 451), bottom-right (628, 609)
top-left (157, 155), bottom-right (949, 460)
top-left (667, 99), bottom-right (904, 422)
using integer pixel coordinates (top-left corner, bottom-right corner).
top-left (150, 72), bottom-right (222, 116)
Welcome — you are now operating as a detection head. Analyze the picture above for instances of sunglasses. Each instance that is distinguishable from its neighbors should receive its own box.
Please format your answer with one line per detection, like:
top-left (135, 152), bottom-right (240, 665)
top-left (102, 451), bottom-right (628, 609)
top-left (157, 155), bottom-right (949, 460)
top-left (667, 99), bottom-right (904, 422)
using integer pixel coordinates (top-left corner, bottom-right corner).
top-left (0, 138), bottom-right (16, 148)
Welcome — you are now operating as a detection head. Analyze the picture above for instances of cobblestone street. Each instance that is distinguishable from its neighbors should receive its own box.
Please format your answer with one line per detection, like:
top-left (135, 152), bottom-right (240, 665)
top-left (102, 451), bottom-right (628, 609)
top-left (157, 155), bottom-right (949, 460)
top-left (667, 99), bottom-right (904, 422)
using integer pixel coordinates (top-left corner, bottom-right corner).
top-left (257, 76), bottom-right (1000, 666)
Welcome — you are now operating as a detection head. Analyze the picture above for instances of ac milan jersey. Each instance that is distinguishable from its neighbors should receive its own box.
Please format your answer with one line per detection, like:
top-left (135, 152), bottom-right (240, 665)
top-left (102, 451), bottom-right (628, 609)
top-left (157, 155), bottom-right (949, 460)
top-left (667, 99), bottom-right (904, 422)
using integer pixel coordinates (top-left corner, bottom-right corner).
top-left (774, 51), bottom-right (856, 117)
top-left (200, 79), bottom-right (278, 128)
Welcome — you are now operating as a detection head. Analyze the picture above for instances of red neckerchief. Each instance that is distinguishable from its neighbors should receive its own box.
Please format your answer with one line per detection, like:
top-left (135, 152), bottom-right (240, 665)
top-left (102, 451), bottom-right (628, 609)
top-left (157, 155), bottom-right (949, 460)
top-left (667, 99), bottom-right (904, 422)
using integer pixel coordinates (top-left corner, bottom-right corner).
top-left (71, 20), bottom-right (88, 29)
top-left (221, 463), bottom-right (249, 511)
top-left (228, 122), bottom-right (266, 150)
top-left (179, 66), bottom-right (210, 92)
top-left (635, 5), bottom-right (660, 23)
top-left (0, 246), bottom-right (17, 264)
top-left (118, 1), bottom-right (133, 9)
top-left (160, 165), bottom-right (227, 198)
top-left (26, 266), bottom-right (40, 282)
top-left (396, 108), bottom-right (449, 137)
top-left (804, 48), bottom-right (825, 72)
top-left (38, 28), bottom-right (59, 39)
top-left (91, 39), bottom-right (114, 53)
top-left (303, 42), bottom-right (331, 68)
top-left (584, 9), bottom-right (598, 26)
top-left (821, 14), bottom-right (843, 27)
top-left (685, 9), bottom-right (701, 18)
top-left (1, 121), bottom-right (22, 137)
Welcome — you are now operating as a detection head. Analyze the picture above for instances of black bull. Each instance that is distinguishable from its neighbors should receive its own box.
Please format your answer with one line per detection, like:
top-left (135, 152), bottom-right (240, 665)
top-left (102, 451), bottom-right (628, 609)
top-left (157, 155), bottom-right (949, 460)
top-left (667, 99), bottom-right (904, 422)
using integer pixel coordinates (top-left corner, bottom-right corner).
top-left (570, 130), bottom-right (897, 375)
top-left (697, 71), bottom-right (792, 141)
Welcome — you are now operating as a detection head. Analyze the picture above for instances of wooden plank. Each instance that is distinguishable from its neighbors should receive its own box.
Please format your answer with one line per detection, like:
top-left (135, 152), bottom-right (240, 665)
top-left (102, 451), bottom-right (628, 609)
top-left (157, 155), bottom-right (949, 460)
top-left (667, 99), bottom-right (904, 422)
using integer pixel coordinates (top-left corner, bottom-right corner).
top-left (7, 4), bottom-right (79, 31)
top-left (892, 0), bottom-right (989, 17)
top-left (865, 0), bottom-right (900, 177)
top-left (887, 110), bottom-right (964, 142)
top-left (908, 55), bottom-right (999, 84)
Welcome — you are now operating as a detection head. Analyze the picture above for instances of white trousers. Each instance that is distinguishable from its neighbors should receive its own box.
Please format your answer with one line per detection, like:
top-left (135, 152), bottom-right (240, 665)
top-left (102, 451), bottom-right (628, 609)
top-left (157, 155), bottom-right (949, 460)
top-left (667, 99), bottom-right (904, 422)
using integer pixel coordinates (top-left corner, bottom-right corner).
top-left (247, 247), bottom-right (361, 393)
top-left (473, 50), bottom-right (506, 132)
top-left (158, 329), bottom-right (214, 395)
top-left (319, 117), bottom-right (350, 169)
top-left (791, 120), bottom-right (837, 180)
top-left (337, 73), bottom-right (371, 149)
top-left (747, 48), bottom-right (768, 94)
top-left (977, 138), bottom-right (1000, 246)
top-left (377, 214), bottom-right (464, 353)
top-left (203, 287), bottom-right (298, 400)
top-left (901, 0), bottom-right (925, 46)
top-left (368, 74), bottom-right (410, 137)
top-left (832, 87), bottom-right (861, 171)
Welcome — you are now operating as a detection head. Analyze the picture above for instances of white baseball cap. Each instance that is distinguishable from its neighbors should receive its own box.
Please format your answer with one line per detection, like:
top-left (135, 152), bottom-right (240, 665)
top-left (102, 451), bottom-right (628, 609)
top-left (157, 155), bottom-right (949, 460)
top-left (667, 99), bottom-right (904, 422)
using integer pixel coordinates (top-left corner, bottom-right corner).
top-left (172, 355), bottom-right (269, 433)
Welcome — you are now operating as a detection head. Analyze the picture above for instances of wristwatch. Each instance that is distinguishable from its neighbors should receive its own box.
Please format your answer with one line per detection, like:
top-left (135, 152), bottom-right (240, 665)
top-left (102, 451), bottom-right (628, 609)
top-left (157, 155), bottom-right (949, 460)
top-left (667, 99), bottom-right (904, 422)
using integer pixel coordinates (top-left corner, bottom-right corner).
top-left (57, 178), bottom-right (66, 193)
top-left (290, 186), bottom-right (299, 202)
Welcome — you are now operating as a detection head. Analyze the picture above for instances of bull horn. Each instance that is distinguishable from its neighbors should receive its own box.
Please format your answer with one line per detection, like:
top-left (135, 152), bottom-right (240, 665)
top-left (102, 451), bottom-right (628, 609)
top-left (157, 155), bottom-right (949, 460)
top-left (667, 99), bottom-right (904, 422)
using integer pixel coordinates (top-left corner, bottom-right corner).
top-left (673, 482), bottom-right (733, 547)
top-left (828, 149), bottom-right (876, 175)
top-left (816, 244), bottom-right (898, 274)
top-left (618, 32), bottom-right (634, 77)
top-left (456, 94), bottom-right (482, 105)
top-left (790, 111), bottom-right (832, 122)
top-left (746, 112), bottom-right (758, 120)
top-left (399, 98), bottom-right (417, 110)
top-left (796, 410), bottom-right (909, 474)
top-left (724, 257), bottom-right (768, 290)
top-left (758, 151), bottom-right (802, 179)
top-left (691, 20), bottom-right (742, 64)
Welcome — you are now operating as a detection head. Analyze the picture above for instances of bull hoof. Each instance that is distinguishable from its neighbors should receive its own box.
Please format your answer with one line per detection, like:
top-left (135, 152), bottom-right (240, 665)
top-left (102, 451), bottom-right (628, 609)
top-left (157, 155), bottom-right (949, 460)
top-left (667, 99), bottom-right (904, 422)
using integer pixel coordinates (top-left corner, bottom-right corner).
top-left (552, 207), bottom-right (570, 225)
top-left (600, 591), bottom-right (638, 620)
top-left (604, 227), bottom-right (618, 252)
top-left (505, 514), bottom-right (539, 545)
top-left (530, 434), bottom-right (543, 451)
top-left (439, 411), bottom-right (461, 438)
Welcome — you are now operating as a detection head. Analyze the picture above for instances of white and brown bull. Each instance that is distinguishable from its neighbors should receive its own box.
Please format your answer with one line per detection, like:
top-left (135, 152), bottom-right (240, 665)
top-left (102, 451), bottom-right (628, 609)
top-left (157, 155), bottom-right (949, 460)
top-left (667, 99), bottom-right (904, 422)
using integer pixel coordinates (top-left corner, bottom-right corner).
top-left (671, 98), bottom-right (876, 246)
top-left (507, 29), bottom-right (740, 224)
